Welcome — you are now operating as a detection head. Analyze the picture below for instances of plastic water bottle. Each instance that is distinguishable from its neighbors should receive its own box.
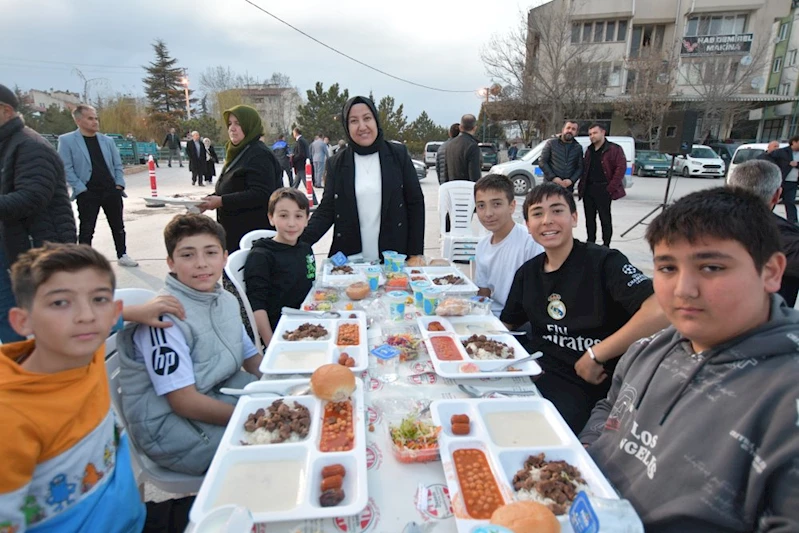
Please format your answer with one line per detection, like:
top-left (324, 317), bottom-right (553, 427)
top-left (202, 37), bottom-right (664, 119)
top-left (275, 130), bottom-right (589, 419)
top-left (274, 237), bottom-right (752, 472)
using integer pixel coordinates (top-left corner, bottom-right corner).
top-left (569, 492), bottom-right (644, 533)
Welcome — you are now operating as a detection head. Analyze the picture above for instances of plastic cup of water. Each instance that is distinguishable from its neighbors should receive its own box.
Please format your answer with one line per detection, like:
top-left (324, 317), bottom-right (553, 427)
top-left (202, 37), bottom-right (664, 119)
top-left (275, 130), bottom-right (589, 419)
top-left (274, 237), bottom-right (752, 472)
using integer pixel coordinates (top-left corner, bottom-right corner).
top-left (385, 290), bottom-right (408, 321)
top-left (392, 253), bottom-right (407, 272)
top-left (421, 287), bottom-right (440, 316)
top-left (365, 266), bottom-right (381, 291)
top-left (411, 280), bottom-right (431, 308)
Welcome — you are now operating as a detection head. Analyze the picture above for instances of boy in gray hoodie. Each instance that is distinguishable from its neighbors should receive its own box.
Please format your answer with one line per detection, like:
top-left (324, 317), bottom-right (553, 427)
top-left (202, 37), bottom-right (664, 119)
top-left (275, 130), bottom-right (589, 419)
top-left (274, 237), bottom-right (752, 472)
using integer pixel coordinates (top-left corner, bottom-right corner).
top-left (580, 188), bottom-right (799, 532)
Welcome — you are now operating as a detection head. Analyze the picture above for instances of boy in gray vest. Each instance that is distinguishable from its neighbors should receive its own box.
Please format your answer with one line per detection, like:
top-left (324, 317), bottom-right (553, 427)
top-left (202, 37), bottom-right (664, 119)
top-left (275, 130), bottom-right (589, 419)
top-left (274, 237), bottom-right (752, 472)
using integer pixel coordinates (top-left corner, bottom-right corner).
top-left (117, 214), bottom-right (263, 475)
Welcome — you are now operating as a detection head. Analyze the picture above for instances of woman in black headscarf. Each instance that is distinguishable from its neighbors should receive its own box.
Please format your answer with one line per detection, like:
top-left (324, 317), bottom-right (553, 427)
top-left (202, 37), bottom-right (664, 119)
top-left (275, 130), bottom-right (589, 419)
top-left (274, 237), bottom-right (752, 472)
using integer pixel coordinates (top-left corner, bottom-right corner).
top-left (198, 105), bottom-right (282, 252)
top-left (301, 96), bottom-right (425, 262)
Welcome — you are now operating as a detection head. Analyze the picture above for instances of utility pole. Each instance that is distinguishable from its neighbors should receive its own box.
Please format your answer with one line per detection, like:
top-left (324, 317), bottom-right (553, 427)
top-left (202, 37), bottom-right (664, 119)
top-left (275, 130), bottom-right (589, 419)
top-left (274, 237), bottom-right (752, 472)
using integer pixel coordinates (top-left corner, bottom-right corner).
top-left (181, 69), bottom-right (191, 120)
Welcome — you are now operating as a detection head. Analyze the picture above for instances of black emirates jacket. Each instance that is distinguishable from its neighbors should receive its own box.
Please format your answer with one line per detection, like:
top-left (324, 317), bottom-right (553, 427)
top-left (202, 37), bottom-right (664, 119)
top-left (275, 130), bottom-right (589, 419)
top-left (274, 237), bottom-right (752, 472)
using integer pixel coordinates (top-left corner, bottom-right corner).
top-left (301, 141), bottom-right (425, 257)
top-left (0, 118), bottom-right (76, 263)
top-left (539, 136), bottom-right (584, 188)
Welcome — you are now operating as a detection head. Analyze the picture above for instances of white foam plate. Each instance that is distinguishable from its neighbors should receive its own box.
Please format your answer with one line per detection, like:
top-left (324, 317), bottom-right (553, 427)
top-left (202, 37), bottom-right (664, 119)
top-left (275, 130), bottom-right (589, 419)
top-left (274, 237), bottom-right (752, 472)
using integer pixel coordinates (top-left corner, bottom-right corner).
top-left (430, 398), bottom-right (618, 533)
top-left (261, 312), bottom-right (368, 374)
top-left (423, 332), bottom-right (542, 379)
top-left (143, 197), bottom-right (204, 206)
top-left (320, 263), bottom-right (386, 288)
top-left (405, 266), bottom-right (479, 295)
top-left (190, 378), bottom-right (368, 524)
top-left (442, 315), bottom-right (506, 336)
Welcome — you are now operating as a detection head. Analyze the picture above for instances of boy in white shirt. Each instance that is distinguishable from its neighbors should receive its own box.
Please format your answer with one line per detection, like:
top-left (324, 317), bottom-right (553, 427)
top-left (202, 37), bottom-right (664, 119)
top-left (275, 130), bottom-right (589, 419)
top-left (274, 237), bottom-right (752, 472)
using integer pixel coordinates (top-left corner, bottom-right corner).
top-left (473, 174), bottom-right (544, 316)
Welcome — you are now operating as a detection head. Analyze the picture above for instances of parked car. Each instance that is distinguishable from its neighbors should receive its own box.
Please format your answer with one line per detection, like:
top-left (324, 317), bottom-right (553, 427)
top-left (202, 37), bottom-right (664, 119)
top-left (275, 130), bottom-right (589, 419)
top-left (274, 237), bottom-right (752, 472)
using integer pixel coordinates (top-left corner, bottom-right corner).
top-left (424, 141), bottom-right (444, 167)
top-left (478, 143), bottom-right (498, 170)
top-left (672, 145), bottom-right (725, 178)
top-left (706, 142), bottom-right (741, 176)
top-left (726, 142), bottom-right (788, 184)
top-left (633, 150), bottom-right (671, 177)
top-left (412, 159), bottom-right (427, 180)
top-left (489, 136), bottom-right (636, 195)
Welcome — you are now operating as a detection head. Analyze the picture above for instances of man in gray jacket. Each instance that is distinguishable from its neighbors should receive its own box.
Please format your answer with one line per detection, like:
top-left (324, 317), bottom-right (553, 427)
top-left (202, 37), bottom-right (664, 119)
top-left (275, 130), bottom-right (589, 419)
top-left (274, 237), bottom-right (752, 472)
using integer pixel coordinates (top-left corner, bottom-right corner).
top-left (580, 188), bottom-right (799, 532)
top-left (436, 123), bottom-right (460, 184)
top-left (539, 120), bottom-right (583, 192)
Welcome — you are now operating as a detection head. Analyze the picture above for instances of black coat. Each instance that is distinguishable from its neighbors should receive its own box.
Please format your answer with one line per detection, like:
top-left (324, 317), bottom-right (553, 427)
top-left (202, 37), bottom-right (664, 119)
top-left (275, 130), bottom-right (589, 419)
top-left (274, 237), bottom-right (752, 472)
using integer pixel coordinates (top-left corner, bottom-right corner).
top-left (204, 145), bottom-right (219, 178)
top-left (292, 136), bottom-right (309, 172)
top-left (444, 132), bottom-right (481, 182)
top-left (301, 141), bottom-right (425, 257)
top-left (540, 136), bottom-right (584, 189)
top-left (214, 140), bottom-right (281, 252)
top-left (773, 212), bottom-right (799, 306)
top-left (761, 147), bottom-right (794, 182)
top-left (185, 139), bottom-right (206, 173)
top-left (436, 139), bottom-right (450, 185)
top-left (0, 117), bottom-right (77, 263)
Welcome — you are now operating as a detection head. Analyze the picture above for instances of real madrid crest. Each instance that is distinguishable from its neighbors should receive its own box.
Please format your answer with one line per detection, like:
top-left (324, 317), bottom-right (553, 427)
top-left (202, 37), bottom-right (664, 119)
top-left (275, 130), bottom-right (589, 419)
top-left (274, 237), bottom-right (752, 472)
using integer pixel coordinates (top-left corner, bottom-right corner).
top-left (547, 293), bottom-right (566, 320)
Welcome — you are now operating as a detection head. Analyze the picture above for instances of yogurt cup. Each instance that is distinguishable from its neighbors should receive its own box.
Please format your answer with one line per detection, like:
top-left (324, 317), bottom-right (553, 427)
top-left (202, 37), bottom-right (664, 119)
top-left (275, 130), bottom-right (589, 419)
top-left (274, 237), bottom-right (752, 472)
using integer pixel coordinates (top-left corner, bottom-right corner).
top-left (390, 253), bottom-right (407, 272)
top-left (385, 290), bottom-right (409, 321)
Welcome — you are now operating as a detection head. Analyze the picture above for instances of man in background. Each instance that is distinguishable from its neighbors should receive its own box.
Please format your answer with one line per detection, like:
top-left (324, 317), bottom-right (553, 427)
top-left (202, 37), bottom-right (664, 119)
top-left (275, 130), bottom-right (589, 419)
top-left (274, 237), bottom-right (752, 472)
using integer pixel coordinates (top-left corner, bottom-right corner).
top-left (436, 123), bottom-right (460, 184)
top-left (445, 114), bottom-right (481, 183)
top-left (291, 127), bottom-right (309, 189)
top-left (310, 132), bottom-right (328, 188)
top-left (162, 127), bottom-right (182, 167)
top-left (539, 120), bottom-right (583, 192)
top-left (185, 130), bottom-right (207, 186)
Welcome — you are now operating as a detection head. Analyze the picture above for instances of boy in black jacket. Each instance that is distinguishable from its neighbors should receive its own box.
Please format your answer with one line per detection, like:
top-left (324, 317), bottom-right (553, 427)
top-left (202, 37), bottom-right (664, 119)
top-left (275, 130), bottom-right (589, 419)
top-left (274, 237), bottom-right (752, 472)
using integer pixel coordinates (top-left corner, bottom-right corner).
top-left (244, 188), bottom-right (316, 346)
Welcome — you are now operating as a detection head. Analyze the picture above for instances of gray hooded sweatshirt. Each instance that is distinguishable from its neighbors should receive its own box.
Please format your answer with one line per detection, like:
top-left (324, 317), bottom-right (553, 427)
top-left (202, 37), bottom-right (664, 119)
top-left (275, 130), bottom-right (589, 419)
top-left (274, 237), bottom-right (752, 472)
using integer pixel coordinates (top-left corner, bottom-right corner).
top-left (580, 295), bottom-right (799, 532)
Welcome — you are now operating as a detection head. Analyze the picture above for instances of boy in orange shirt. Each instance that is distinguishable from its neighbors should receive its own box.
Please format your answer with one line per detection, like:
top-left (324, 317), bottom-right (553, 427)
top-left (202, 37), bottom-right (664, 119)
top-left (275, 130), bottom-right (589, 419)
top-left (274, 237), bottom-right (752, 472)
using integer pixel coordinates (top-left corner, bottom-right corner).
top-left (0, 243), bottom-right (144, 532)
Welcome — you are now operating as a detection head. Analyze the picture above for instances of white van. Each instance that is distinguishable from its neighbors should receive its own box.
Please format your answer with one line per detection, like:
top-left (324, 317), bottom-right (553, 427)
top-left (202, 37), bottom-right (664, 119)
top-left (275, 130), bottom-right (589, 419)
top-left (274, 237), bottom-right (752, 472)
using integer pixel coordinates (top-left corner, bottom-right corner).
top-left (726, 143), bottom-right (788, 184)
top-left (671, 145), bottom-right (726, 179)
top-left (489, 136), bottom-right (635, 196)
top-left (424, 141), bottom-right (444, 167)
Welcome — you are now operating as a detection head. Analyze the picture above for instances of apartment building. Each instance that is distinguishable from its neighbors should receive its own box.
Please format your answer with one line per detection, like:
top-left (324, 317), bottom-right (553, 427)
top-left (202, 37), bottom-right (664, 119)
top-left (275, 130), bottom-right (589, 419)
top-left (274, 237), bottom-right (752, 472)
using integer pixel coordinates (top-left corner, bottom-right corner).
top-left (525, 0), bottom-right (794, 141)
top-left (219, 86), bottom-right (301, 137)
top-left (22, 89), bottom-right (81, 113)
top-left (760, 3), bottom-right (799, 139)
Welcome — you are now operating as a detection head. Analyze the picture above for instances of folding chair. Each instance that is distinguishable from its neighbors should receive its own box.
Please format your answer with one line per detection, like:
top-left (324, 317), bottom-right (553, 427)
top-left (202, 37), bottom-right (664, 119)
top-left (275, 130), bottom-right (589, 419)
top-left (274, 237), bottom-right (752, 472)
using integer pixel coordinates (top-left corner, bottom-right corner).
top-left (239, 229), bottom-right (277, 250)
top-left (439, 181), bottom-right (481, 262)
top-left (224, 249), bottom-right (263, 354)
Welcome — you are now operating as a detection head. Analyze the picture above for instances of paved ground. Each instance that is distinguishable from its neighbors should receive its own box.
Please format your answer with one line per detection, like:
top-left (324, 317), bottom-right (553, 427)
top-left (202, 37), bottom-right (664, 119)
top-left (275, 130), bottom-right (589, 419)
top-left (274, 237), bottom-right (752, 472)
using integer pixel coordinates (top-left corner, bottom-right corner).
top-left (93, 164), bottom-right (730, 290)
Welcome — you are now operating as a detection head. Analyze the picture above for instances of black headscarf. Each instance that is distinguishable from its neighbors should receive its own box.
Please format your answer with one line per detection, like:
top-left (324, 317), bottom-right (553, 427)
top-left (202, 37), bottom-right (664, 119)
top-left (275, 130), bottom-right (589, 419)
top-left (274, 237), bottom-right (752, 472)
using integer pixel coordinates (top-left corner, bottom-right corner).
top-left (341, 96), bottom-right (384, 156)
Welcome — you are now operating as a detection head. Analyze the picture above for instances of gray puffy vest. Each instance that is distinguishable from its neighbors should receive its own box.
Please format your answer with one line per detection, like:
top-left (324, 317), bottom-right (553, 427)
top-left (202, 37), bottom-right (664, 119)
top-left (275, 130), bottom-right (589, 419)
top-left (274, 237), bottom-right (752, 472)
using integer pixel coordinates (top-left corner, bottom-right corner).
top-left (117, 274), bottom-right (256, 475)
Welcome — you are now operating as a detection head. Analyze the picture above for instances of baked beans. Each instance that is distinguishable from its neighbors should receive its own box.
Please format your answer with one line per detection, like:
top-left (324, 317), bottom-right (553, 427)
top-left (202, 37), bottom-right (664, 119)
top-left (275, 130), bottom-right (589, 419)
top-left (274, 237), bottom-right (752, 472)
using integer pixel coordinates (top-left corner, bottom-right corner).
top-left (453, 449), bottom-right (505, 519)
top-left (320, 401), bottom-right (354, 452)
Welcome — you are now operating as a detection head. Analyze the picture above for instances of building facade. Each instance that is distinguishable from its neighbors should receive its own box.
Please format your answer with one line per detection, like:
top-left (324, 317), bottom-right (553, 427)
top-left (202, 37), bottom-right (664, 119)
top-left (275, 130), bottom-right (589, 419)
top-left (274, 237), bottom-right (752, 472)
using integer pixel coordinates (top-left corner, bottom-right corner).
top-left (525, 0), bottom-right (795, 142)
top-left (22, 89), bottom-right (81, 113)
top-left (220, 86), bottom-right (301, 138)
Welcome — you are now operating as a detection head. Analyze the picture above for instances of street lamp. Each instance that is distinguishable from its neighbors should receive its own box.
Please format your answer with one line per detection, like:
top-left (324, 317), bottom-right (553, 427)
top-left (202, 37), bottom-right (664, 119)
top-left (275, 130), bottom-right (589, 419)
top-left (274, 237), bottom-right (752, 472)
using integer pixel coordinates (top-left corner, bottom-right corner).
top-left (180, 77), bottom-right (191, 120)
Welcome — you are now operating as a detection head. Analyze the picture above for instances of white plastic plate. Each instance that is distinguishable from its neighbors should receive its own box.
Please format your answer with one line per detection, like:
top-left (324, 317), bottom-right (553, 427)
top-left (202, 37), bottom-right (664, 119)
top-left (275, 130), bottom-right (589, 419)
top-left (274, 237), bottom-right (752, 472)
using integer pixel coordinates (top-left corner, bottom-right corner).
top-left (260, 312), bottom-right (368, 375)
top-left (423, 332), bottom-right (542, 379)
top-left (190, 378), bottom-right (368, 524)
top-left (430, 397), bottom-right (618, 533)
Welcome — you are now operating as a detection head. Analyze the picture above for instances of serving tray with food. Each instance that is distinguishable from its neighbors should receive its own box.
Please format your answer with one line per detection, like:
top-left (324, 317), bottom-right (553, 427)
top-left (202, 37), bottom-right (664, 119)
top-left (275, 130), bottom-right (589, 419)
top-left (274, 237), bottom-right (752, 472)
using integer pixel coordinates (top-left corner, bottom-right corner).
top-left (260, 312), bottom-right (368, 375)
top-left (418, 315), bottom-right (507, 336)
top-left (422, 332), bottom-right (543, 379)
top-left (320, 261), bottom-right (386, 287)
top-left (190, 366), bottom-right (368, 525)
top-left (404, 266), bottom-right (479, 296)
top-left (430, 397), bottom-right (618, 533)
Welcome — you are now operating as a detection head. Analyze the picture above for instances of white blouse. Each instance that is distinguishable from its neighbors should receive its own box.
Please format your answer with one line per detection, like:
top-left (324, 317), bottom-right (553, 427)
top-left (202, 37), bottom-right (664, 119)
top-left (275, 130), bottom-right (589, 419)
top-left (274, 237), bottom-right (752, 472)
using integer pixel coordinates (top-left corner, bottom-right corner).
top-left (354, 152), bottom-right (382, 261)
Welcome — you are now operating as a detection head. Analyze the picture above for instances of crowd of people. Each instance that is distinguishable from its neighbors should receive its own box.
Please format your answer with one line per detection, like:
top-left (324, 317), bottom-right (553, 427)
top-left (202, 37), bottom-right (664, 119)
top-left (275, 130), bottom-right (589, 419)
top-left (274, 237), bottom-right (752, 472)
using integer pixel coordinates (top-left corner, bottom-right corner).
top-left (0, 81), bottom-right (798, 532)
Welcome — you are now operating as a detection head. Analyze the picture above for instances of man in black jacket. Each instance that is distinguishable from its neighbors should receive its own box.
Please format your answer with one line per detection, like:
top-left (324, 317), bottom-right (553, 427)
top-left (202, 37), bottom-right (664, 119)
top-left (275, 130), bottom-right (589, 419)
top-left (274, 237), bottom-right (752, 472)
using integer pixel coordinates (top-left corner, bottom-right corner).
top-left (162, 127), bottom-right (183, 167)
top-left (0, 84), bottom-right (77, 342)
top-left (445, 114), bottom-right (481, 182)
top-left (185, 130), bottom-right (207, 186)
top-left (728, 159), bottom-right (799, 306)
top-left (760, 137), bottom-right (799, 224)
top-left (436, 123), bottom-right (460, 184)
top-left (539, 121), bottom-right (583, 192)
top-left (291, 127), bottom-right (310, 189)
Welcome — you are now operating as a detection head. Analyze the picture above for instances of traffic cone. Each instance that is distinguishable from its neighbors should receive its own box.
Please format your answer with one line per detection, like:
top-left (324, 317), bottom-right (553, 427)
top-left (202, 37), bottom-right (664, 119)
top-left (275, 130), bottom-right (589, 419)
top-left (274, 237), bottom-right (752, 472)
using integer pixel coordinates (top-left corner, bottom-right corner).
top-left (145, 155), bottom-right (164, 208)
top-left (305, 158), bottom-right (317, 209)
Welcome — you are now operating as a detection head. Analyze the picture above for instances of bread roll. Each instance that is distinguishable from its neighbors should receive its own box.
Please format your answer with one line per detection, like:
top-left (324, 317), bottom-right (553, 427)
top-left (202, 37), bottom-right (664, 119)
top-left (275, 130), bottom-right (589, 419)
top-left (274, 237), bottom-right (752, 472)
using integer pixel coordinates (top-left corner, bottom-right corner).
top-left (490, 501), bottom-right (560, 533)
top-left (345, 281), bottom-right (370, 300)
top-left (406, 255), bottom-right (426, 267)
top-left (429, 259), bottom-right (450, 266)
top-left (310, 364), bottom-right (356, 402)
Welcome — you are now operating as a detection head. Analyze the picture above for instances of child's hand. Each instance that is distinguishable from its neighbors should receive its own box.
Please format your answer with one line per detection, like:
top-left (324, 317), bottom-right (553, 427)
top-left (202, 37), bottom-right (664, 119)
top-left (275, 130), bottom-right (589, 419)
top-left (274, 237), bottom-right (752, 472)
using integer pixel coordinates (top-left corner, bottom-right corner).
top-left (123, 295), bottom-right (186, 328)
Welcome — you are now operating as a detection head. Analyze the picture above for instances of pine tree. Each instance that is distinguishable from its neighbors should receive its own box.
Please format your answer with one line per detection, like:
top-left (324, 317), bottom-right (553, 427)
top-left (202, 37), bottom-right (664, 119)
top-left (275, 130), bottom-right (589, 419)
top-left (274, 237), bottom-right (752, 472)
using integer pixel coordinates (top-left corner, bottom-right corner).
top-left (142, 40), bottom-right (190, 125)
top-left (296, 82), bottom-right (350, 139)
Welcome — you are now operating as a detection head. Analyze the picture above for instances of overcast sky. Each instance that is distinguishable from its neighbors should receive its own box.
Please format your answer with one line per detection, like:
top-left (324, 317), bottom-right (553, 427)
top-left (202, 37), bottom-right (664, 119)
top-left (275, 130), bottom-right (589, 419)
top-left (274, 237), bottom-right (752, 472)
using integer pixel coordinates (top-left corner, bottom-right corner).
top-left (2, 0), bottom-right (544, 128)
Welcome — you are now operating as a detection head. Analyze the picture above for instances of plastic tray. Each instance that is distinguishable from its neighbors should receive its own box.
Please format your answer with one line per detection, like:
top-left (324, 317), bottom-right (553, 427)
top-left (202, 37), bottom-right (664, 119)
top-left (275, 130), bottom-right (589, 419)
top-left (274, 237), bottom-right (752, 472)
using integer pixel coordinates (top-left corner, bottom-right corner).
top-left (190, 378), bottom-right (368, 524)
top-left (260, 312), bottom-right (368, 374)
top-left (432, 315), bottom-right (506, 336)
top-left (430, 398), bottom-right (618, 533)
top-left (320, 263), bottom-right (385, 288)
top-left (423, 332), bottom-right (542, 379)
top-left (404, 266), bottom-right (479, 295)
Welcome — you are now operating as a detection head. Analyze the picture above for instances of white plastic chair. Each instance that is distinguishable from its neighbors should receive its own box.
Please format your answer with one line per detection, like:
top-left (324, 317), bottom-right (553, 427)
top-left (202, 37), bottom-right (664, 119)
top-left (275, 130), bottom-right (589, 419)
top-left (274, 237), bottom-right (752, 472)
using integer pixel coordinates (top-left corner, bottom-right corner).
top-left (239, 229), bottom-right (276, 250)
top-left (105, 348), bottom-right (204, 495)
top-left (439, 181), bottom-right (481, 262)
top-left (224, 249), bottom-right (263, 354)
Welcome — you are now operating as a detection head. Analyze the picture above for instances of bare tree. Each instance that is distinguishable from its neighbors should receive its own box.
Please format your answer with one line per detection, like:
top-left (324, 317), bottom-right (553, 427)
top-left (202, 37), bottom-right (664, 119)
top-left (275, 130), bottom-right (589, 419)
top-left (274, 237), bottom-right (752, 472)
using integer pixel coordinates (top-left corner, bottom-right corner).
top-left (481, 0), bottom-right (609, 137)
top-left (676, 41), bottom-right (770, 140)
top-left (613, 48), bottom-right (678, 148)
